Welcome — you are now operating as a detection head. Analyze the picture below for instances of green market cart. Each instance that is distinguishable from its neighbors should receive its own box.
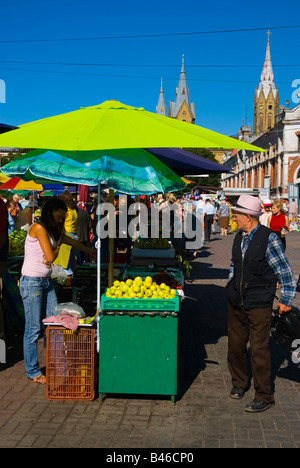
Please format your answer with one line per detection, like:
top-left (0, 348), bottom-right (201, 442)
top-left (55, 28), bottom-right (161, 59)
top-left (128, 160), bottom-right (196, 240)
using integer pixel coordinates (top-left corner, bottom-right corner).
top-left (98, 294), bottom-right (180, 403)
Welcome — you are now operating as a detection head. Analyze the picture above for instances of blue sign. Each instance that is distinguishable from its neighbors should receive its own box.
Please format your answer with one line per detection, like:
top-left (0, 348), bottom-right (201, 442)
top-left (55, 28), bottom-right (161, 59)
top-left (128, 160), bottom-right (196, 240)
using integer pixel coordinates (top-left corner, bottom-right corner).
top-left (288, 183), bottom-right (299, 200)
top-left (288, 183), bottom-right (299, 213)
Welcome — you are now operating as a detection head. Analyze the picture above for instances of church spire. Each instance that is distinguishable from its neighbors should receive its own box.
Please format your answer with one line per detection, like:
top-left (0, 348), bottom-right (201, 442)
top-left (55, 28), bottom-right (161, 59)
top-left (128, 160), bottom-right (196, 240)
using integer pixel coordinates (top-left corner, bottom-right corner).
top-left (253, 32), bottom-right (279, 134)
top-left (174, 54), bottom-right (191, 112)
top-left (169, 55), bottom-right (195, 123)
top-left (257, 31), bottom-right (276, 100)
top-left (181, 53), bottom-right (185, 73)
top-left (156, 77), bottom-right (167, 116)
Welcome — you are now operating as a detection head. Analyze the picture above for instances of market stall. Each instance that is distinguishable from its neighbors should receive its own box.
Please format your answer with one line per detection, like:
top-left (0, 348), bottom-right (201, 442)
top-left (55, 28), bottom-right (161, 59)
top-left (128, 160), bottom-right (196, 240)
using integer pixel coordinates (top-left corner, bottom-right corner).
top-left (0, 99), bottom-right (262, 402)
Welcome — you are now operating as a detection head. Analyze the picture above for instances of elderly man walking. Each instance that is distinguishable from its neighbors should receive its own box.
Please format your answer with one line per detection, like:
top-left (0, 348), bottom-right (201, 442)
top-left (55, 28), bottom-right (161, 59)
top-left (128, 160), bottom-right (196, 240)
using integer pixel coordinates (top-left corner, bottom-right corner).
top-left (226, 195), bottom-right (296, 413)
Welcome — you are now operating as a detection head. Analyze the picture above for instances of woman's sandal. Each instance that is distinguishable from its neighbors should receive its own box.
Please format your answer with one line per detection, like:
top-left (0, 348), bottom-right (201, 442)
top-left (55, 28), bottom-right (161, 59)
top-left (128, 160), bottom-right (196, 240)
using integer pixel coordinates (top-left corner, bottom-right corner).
top-left (30, 374), bottom-right (46, 384)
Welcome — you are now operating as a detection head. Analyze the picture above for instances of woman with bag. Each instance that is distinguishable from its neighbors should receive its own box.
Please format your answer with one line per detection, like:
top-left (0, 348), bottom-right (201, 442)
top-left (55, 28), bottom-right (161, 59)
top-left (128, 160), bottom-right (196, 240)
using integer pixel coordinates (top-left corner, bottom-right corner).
top-left (218, 200), bottom-right (230, 235)
top-left (269, 201), bottom-right (289, 252)
top-left (19, 197), bottom-right (96, 383)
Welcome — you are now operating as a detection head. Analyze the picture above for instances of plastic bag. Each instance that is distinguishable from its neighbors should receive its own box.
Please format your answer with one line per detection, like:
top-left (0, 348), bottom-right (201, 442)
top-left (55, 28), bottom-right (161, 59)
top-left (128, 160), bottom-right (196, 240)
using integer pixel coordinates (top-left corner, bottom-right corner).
top-left (271, 307), bottom-right (300, 351)
top-left (55, 302), bottom-right (86, 318)
top-left (296, 275), bottom-right (300, 293)
top-left (51, 264), bottom-right (67, 285)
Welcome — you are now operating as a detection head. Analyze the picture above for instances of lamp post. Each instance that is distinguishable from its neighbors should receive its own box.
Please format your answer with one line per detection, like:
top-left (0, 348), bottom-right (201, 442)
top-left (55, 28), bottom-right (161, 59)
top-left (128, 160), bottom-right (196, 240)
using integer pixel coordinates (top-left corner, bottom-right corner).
top-left (242, 150), bottom-right (247, 188)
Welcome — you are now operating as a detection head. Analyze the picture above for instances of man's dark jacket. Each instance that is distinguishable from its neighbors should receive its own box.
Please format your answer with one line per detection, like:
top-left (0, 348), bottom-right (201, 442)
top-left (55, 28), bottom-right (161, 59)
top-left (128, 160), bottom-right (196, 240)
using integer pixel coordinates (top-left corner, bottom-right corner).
top-left (226, 225), bottom-right (277, 310)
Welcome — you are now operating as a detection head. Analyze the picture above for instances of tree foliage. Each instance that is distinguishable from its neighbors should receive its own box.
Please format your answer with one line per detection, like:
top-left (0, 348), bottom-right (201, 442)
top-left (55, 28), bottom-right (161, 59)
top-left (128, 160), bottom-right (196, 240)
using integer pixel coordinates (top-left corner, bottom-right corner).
top-left (183, 148), bottom-right (221, 189)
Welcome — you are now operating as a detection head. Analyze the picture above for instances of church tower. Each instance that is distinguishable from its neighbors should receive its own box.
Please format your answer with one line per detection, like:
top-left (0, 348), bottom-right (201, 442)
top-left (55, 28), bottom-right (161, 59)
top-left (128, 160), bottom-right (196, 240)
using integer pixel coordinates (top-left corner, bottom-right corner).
top-left (253, 32), bottom-right (279, 135)
top-left (156, 78), bottom-right (167, 116)
top-left (169, 55), bottom-right (195, 123)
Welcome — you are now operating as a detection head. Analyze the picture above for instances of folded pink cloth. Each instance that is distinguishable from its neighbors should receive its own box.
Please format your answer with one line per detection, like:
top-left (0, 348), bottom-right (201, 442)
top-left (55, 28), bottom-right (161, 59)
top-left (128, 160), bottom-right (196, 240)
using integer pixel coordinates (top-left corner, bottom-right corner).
top-left (43, 314), bottom-right (79, 331)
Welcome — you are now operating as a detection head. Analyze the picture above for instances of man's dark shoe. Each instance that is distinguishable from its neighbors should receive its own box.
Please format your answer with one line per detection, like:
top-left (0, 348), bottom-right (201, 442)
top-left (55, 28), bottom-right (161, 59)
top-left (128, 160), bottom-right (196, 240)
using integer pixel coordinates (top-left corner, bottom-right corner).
top-left (230, 386), bottom-right (245, 400)
top-left (244, 399), bottom-right (275, 413)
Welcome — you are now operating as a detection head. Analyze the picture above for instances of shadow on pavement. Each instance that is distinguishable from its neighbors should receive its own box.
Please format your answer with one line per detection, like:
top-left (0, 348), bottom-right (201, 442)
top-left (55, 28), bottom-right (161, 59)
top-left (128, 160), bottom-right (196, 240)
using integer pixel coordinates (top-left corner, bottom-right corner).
top-left (270, 339), bottom-right (300, 386)
top-left (177, 280), bottom-right (228, 400)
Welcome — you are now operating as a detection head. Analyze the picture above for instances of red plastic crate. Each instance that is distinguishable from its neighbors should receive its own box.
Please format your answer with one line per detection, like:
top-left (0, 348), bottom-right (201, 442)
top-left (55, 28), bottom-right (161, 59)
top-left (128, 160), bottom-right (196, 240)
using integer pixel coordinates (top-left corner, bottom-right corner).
top-left (45, 326), bottom-right (95, 401)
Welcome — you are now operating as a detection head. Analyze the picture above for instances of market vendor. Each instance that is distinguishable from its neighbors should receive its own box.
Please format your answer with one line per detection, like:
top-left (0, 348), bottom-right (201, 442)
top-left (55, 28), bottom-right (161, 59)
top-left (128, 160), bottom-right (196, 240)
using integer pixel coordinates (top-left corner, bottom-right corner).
top-left (53, 191), bottom-right (78, 286)
top-left (19, 197), bottom-right (96, 384)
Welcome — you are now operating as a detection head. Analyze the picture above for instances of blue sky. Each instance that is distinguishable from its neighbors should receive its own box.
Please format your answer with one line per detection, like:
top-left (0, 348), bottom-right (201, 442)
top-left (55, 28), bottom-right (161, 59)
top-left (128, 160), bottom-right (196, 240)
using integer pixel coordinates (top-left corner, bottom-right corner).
top-left (0, 0), bottom-right (300, 137)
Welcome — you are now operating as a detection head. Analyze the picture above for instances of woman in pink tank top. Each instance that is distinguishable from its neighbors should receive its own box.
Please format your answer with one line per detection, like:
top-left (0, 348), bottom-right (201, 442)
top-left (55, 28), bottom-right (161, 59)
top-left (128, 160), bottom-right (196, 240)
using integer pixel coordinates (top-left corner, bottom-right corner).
top-left (19, 198), bottom-right (96, 383)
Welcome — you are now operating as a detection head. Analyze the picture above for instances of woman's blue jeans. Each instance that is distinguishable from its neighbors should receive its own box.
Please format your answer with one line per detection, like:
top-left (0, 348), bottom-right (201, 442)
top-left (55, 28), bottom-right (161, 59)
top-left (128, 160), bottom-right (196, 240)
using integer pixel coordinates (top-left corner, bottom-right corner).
top-left (19, 276), bottom-right (58, 379)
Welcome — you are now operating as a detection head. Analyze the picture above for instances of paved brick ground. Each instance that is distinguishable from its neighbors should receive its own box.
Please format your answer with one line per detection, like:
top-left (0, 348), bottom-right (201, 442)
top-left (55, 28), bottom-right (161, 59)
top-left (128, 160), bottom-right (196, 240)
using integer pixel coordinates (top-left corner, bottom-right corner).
top-left (0, 228), bottom-right (300, 448)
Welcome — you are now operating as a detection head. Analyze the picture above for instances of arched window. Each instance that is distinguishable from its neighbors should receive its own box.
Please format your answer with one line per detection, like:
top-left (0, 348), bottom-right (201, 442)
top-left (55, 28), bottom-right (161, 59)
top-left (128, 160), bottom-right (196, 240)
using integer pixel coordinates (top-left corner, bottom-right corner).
top-left (295, 166), bottom-right (300, 184)
top-left (268, 113), bottom-right (272, 129)
top-left (259, 114), bottom-right (264, 132)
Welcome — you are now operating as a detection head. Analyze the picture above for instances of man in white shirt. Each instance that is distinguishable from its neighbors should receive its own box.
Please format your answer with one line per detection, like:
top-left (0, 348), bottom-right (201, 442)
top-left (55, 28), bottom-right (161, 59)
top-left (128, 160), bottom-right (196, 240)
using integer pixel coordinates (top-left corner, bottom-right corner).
top-left (203, 198), bottom-right (216, 242)
top-left (193, 196), bottom-right (205, 214)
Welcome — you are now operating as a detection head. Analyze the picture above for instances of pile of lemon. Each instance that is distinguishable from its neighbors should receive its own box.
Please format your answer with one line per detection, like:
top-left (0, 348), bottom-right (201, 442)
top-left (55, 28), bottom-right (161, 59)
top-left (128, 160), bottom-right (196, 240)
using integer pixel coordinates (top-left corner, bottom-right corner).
top-left (105, 276), bottom-right (177, 299)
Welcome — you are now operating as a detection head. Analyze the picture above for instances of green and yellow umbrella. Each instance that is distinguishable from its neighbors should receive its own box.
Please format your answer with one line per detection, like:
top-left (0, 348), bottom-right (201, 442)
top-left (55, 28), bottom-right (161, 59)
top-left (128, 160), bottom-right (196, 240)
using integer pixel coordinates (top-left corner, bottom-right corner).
top-left (0, 100), bottom-right (262, 196)
top-left (0, 99), bottom-right (264, 303)
top-left (0, 100), bottom-right (263, 152)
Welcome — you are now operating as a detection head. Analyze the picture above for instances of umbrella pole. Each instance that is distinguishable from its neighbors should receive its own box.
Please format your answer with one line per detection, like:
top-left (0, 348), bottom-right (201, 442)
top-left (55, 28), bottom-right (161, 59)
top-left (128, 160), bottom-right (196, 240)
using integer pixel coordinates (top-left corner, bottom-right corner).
top-left (96, 183), bottom-right (101, 313)
top-left (108, 189), bottom-right (114, 288)
top-left (32, 190), bottom-right (35, 223)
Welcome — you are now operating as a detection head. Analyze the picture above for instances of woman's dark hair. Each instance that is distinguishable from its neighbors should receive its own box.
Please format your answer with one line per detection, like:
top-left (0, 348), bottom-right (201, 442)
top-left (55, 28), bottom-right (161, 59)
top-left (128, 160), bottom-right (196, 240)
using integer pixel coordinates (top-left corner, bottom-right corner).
top-left (58, 191), bottom-right (76, 210)
top-left (40, 197), bottom-right (67, 241)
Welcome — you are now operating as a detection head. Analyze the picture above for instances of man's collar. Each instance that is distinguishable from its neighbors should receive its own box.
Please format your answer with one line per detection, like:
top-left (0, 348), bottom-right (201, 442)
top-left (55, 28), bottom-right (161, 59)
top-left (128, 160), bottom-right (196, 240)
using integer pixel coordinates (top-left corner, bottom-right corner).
top-left (241, 222), bottom-right (261, 237)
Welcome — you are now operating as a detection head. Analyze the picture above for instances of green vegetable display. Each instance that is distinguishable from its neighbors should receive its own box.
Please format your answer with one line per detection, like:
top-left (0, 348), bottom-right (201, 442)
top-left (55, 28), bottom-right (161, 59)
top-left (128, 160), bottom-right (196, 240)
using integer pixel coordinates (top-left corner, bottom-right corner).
top-left (8, 230), bottom-right (27, 257)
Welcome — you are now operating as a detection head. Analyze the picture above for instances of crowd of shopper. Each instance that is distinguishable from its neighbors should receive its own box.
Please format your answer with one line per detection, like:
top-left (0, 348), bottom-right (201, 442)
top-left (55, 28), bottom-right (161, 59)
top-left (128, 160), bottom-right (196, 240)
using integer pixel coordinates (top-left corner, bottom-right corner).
top-left (1, 190), bottom-right (298, 259)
